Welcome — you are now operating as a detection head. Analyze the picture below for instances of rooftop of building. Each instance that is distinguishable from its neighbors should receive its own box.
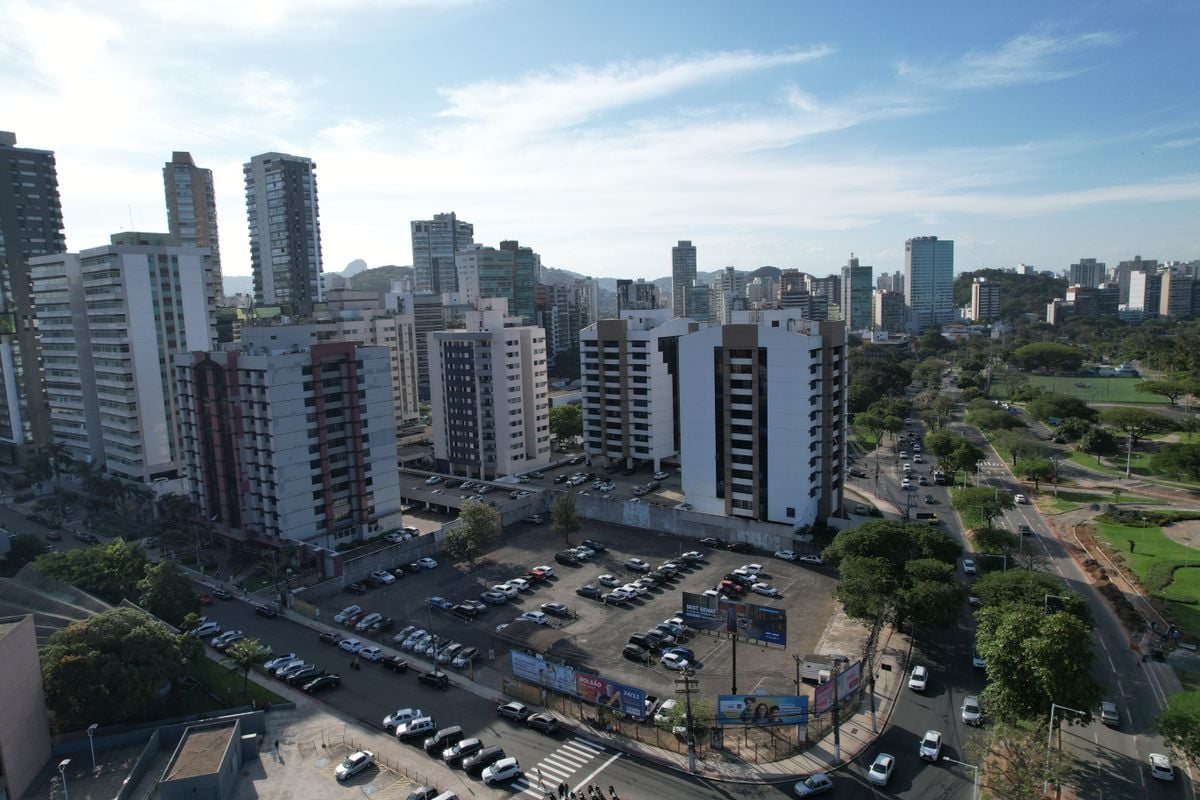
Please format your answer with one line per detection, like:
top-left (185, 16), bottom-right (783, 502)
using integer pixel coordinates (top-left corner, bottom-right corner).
top-left (163, 722), bottom-right (238, 782)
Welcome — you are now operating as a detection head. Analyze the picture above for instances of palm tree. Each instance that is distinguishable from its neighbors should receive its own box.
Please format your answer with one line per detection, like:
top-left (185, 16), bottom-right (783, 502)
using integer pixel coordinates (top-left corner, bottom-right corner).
top-left (224, 638), bottom-right (269, 696)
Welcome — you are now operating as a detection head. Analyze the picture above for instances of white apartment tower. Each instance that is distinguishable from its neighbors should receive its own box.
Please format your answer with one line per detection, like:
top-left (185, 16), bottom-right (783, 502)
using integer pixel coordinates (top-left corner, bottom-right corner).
top-left (970, 277), bottom-right (1001, 321)
top-left (428, 298), bottom-right (550, 479)
top-left (30, 233), bottom-right (217, 482)
top-left (679, 312), bottom-right (846, 526)
top-left (174, 325), bottom-right (402, 549)
top-left (580, 309), bottom-right (696, 471)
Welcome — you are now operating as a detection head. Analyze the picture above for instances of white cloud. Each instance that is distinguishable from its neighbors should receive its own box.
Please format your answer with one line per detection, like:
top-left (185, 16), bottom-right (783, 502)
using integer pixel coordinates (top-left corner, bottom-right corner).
top-left (1156, 136), bottom-right (1200, 150)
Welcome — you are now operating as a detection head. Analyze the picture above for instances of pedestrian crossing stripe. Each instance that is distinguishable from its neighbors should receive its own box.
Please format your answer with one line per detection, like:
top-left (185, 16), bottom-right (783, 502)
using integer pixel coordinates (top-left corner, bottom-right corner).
top-left (514, 738), bottom-right (606, 797)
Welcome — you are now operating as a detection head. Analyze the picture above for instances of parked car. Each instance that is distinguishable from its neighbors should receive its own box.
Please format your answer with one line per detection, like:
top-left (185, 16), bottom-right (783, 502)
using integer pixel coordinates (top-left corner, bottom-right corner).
top-left (908, 664), bottom-right (929, 692)
top-left (359, 646), bottom-right (384, 662)
top-left (527, 712), bottom-right (559, 734)
top-left (334, 605), bottom-right (362, 624)
top-left (339, 638), bottom-right (365, 653)
top-left (774, 549), bottom-right (796, 561)
top-left (867, 753), bottom-right (895, 786)
top-left (624, 558), bottom-right (651, 572)
top-left (396, 717), bottom-right (437, 740)
top-left (369, 570), bottom-right (396, 585)
top-left (919, 730), bottom-right (943, 762)
top-left (482, 757), bottom-right (521, 785)
top-left (793, 772), bottom-right (834, 796)
top-left (418, 670), bottom-right (450, 690)
top-left (497, 701), bottom-right (530, 722)
top-left (576, 585), bottom-right (602, 600)
top-left (480, 590), bottom-right (509, 605)
top-left (442, 737), bottom-right (483, 767)
top-left (463, 745), bottom-right (506, 774)
top-left (336, 750), bottom-right (375, 781)
top-left (598, 574), bottom-right (621, 587)
top-left (727, 541), bottom-right (753, 554)
top-left (519, 610), bottom-right (549, 625)
top-left (303, 674), bottom-right (341, 693)
top-left (344, 582), bottom-right (368, 595)
top-left (541, 602), bottom-right (571, 618)
top-left (581, 538), bottom-right (607, 552)
top-left (253, 604), bottom-right (279, 618)
top-left (417, 557), bottom-right (439, 569)
top-left (382, 656), bottom-right (409, 673)
top-left (660, 652), bottom-right (689, 671)
top-left (383, 707), bottom-right (423, 732)
top-left (427, 596), bottom-right (453, 610)
top-left (451, 646), bottom-right (479, 668)
top-left (752, 582), bottom-right (780, 597)
top-left (680, 550), bottom-right (705, 563)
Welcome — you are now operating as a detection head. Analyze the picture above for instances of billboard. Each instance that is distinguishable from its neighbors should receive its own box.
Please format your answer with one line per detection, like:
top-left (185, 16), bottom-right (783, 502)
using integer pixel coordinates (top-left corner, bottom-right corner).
top-left (574, 672), bottom-right (647, 719)
top-left (812, 659), bottom-right (863, 714)
top-left (681, 592), bottom-right (788, 646)
top-left (510, 652), bottom-right (578, 695)
top-left (716, 694), bottom-right (808, 727)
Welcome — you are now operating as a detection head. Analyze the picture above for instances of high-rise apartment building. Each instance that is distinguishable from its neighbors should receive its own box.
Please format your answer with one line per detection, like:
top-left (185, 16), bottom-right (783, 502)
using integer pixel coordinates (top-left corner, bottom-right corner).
top-left (809, 274), bottom-right (840, 302)
top-left (684, 281), bottom-right (714, 323)
top-left (1127, 271), bottom-right (1162, 318)
top-left (970, 277), bottom-right (1001, 321)
top-left (30, 233), bottom-right (217, 482)
top-left (1113, 256), bottom-right (1158, 305)
top-left (164, 151), bottom-right (222, 302)
top-left (573, 278), bottom-right (598, 329)
top-left (388, 289), bottom-right (446, 402)
top-left (535, 283), bottom-right (581, 356)
top-left (0, 131), bottom-right (65, 463)
top-left (412, 212), bottom-right (474, 294)
top-left (679, 312), bottom-right (846, 525)
top-left (1066, 284), bottom-right (1120, 318)
top-left (455, 240), bottom-right (541, 323)
top-left (1160, 272), bottom-right (1200, 320)
top-left (616, 279), bottom-right (660, 312)
top-left (175, 325), bottom-right (402, 549)
top-left (904, 235), bottom-right (955, 331)
top-left (839, 255), bottom-right (873, 331)
top-left (244, 152), bottom-right (322, 316)
top-left (892, 270), bottom-right (904, 296)
top-left (671, 240), bottom-right (697, 315)
top-left (580, 310), bottom-right (694, 471)
top-left (872, 290), bottom-right (905, 332)
top-left (1068, 258), bottom-right (1106, 289)
top-left (428, 298), bottom-right (550, 478)
top-left (712, 267), bottom-right (747, 323)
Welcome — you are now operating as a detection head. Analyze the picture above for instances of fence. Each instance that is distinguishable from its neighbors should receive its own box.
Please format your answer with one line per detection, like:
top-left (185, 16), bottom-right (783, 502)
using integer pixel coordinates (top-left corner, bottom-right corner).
top-left (325, 728), bottom-right (435, 790)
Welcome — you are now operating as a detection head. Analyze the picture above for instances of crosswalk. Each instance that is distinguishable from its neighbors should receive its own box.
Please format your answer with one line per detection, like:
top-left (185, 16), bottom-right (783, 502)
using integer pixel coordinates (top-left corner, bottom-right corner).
top-left (514, 737), bottom-right (607, 797)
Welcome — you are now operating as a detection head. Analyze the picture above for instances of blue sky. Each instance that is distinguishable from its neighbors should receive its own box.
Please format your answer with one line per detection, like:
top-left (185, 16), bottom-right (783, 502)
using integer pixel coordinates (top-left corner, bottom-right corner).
top-left (3, 0), bottom-right (1198, 282)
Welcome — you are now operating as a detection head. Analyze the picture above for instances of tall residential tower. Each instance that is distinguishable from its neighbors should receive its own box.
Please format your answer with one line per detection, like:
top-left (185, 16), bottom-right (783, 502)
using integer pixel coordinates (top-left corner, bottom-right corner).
top-left (412, 212), bottom-right (473, 294)
top-left (244, 152), bottom-right (323, 316)
top-left (671, 240), bottom-right (697, 315)
top-left (164, 151), bottom-right (222, 303)
top-left (839, 255), bottom-right (873, 331)
top-left (904, 235), bottom-right (955, 331)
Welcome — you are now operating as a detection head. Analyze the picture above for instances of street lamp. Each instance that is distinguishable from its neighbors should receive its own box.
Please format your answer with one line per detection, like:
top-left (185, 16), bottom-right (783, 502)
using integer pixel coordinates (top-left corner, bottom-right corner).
top-left (87, 723), bottom-right (98, 770)
top-left (1045, 702), bottom-right (1088, 795)
top-left (58, 759), bottom-right (71, 800)
top-left (942, 756), bottom-right (979, 800)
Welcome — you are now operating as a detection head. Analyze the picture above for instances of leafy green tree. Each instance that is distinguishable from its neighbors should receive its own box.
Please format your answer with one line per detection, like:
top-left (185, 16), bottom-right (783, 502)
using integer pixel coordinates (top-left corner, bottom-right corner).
top-left (917, 327), bottom-right (952, 357)
top-left (36, 539), bottom-right (149, 604)
top-left (952, 487), bottom-right (1015, 528)
top-left (975, 604), bottom-right (1101, 722)
top-left (967, 718), bottom-right (1072, 800)
top-left (1152, 444), bottom-right (1200, 482)
top-left (137, 560), bottom-right (200, 627)
top-left (941, 440), bottom-right (985, 486)
top-left (1016, 457), bottom-right (1055, 491)
top-left (1053, 416), bottom-right (1093, 442)
top-left (855, 412), bottom-right (887, 451)
top-left (225, 638), bottom-right (271, 697)
top-left (550, 347), bottom-right (581, 380)
top-left (1078, 426), bottom-right (1118, 461)
top-left (1011, 342), bottom-right (1083, 372)
top-left (549, 403), bottom-right (583, 446)
top-left (1098, 407), bottom-right (1176, 446)
top-left (965, 408), bottom-right (1026, 432)
top-left (992, 430), bottom-right (1049, 465)
top-left (3, 532), bottom-right (48, 569)
top-left (973, 526), bottom-right (1018, 556)
top-left (897, 559), bottom-right (963, 629)
top-left (41, 608), bottom-right (184, 729)
top-left (1159, 691), bottom-right (1200, 762)
top-left (924, 431), bottom-right (960, 461)
top-left (912, 359), bottom-right (947, 388)
top-left (1135, 380), bottom-right (1188, 406)
top-left (551, 493), bottom-right (580, 546)
top-left (972, 570), bottom-right (1091, 625)
top-left (1026, 393), bottom-right (1096, 422)
top-left (446, 500), bottom-right (501, 564)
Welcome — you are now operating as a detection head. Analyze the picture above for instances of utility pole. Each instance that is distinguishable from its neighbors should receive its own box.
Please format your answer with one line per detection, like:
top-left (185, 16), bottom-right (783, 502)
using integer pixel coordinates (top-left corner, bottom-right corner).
top-left (830, 657), bottom-right (844, 762)
top-left (676, 670), bottom-right (700, 772)
top-left (793, 653), bottom-right (802, 694)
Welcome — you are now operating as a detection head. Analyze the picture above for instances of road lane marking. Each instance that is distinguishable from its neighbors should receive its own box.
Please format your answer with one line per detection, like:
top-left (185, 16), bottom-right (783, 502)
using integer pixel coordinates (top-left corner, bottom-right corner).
top-left (570, 751), bottom-right (623, 794)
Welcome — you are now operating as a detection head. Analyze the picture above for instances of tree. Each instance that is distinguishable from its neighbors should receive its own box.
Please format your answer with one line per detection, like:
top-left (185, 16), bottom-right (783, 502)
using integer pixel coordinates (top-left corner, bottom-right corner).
top-left (924, 431), bottom-right (960, 461)
top-left (137, 560), bottom-right (200, 627)
top-left (1026, 393), bottom-right (1096, 423)
top-left (972, 526), bottom-right (1018, 556)
top-left (549, 403), bottom-right (582, 447)
top-left (941, 441), bottom-right (985, 487)
top-left (446, 500), bottom-right (501, 564)
top-left (1099, 407), bottom-right (1176, 446)
top-left (855, 412), bottom-right (887, 452)
top-left (1016, 457), bottom-right (1055, 491)
top-left (225, 638), bottom-right (271, 697)
top-left (912, 359), bottom-right (947, 388)
top-left (1078, 426), bottom-right (1117, 462)
top-left (1135, 380), bottom-right (1188, 406)
top-left (40, 608), bottom-right (185, 729)
top-left (1152, 444), bottom-right (1200, 482)
top-left (1011, 342), bottom-right (1083, 372)
top-left (550, 347), bottom-right (581, 380)
top-left (1159, 691), bottom-right (1200, 762)
top-left (992, 430), bottom-right (1049, 465)
top-left (3, 532), bottom-right (48, 569)
top-left (917, 327), bottom-right (952, 357)
top-left (965, 408), bottom-right (1026, 432)
top-left (972, 570), bottom-right (1091, 625)
top-left (897, 559), bottom-right (963, 629)
top-left (551, 494), bottom-right (580, 546)
top-left (951, 487), bottom-right (1015, 528)
top-left (975, 604), bottom-right (1101, 722)
top-left (1053, 416), bottom-right (1093, 443)
top-left (967, 718), bottom-right (1072, 800)
top-left (36, 539), bottom-right (150, 604)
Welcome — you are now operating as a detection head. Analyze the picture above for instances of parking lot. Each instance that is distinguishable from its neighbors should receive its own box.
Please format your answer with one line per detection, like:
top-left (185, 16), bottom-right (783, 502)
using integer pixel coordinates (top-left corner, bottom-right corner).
top-left (311, 516), bottom-right (838, 705)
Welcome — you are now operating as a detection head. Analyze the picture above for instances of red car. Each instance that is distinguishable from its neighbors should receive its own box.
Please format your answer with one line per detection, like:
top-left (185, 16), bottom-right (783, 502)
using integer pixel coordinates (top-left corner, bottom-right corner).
top-left (198, 594), bottom-right (214, 606)
top-left (526, 570), bottom-right (548, 583)
top-left (718, 580), bottom-right (746, 595)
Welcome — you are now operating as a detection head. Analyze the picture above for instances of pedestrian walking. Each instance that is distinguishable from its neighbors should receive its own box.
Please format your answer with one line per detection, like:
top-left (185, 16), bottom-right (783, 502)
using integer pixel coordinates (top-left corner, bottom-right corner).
top-left (559, 781), bottom-right (568, 798)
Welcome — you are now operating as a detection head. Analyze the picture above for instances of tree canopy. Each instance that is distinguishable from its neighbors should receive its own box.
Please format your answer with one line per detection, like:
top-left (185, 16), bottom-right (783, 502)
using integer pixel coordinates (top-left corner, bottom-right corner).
top-left (952, 269), bottom-right (1067, 321)
top-left (952, 487), bottom-right (1016, 528)
top-left (137, 560), bottom-right (201, 627)
top-left (549, 403), bottom-right (583, 444)
top-left (1152, 444), bottom-right (1200, 482)
top-left (551, 493), bottom-right (581, 545)
top-left (1098, 407), bottom-right (1176, 445)
top-left (965, 408), bottom-right (1026, 432)
top-left (446, 500), bottom-right (501, 563)
top-left (36, 539), bottom-right (149, 605)
top-left (1159, 691), bottom-right (1200, 762)
top-left (1011, 342), bottom-right (1083, 373)
top-left (1025, 393), bottom-right (1096, 422)
top-left (3, 532), bottom-right (49, 569)
top-left (1134, 380), bottom-right (1188, 406)
top-left (972, 570), bottom-right (1091, 626)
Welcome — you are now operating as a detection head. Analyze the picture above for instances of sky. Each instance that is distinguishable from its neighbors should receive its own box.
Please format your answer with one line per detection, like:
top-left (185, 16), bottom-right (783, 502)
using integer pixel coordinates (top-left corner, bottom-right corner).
top-left (3, 0), bottom-right (1199, 284)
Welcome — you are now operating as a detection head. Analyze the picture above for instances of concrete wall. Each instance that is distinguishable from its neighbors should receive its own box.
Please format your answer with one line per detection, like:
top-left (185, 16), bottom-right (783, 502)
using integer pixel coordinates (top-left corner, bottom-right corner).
top-left (571, 495), bottom-right (793, 551)
top-left (0, 615), bottom-right (53, 800)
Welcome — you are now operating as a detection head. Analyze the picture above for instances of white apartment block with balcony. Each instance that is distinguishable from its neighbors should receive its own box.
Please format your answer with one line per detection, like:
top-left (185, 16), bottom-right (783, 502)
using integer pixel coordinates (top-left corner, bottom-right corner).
top-left (30, 234), bottom-right (216, 481)
top-left (428, 298), bottom-right (550, 479)
top-left (679, 311), bottom-right (846, 526)
top-left (580, 309), bottom-right (695, 471)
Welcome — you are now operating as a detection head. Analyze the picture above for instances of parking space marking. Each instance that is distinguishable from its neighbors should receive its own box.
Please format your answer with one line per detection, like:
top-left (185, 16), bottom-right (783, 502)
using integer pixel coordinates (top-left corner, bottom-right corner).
top-left (513, 738), bottom-right (607, 797)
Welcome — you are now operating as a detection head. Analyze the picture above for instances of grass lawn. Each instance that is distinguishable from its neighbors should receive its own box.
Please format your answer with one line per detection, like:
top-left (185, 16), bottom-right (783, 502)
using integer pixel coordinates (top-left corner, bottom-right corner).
top-left (1091, 520), bottom-right (1200, 638)
top-left (853, 424), bottom-right (879, 449)
top-left (129, 655), bottom-right (287, 725)
top-left (1068, 450), bottom-right (1200, 489)
top-left (1025, 375), bottom-right (1159, 404)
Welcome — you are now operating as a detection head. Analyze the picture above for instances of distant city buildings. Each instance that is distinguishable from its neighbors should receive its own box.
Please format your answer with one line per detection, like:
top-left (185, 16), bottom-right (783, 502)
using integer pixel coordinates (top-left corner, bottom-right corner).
top-left (165, 151), bottom-right (223, 303)
top-left (411, 212), bottom-right (473, 294)
top-left (244, 152), bottom-right (323, 316)
top-left (616, 278), bottom-right (660, 312)
top-left (970, 277), bottom-right (1001, 321)
top-left (839, 255), bottom-right (873, 331)
top-left (1113, 256), bottom-right (1158, 305)
top-left (671, 240), bottom-right (697, 315)
top-left (904, 235), bottom-right (955, 331)
top-left (1068, 258), bottom-right (1106, 288)
top-left (712, 267), bottom-right (748, 323)
top-left (455, 240), bottom-right (541, 323)
top-left (872, 289), bottom-right (905, 333)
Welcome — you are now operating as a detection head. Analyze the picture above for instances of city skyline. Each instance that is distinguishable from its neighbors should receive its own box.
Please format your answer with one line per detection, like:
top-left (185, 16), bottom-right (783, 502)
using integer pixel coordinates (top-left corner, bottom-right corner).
top-left (3, 1), bottom-right (1198, 281)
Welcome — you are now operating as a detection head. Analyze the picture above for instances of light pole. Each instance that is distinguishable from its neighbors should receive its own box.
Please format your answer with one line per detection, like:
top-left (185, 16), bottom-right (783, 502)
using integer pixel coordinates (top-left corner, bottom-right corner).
top-left (1045, 702), bottom-right (1087, 795)
top-left (943, 756), bottom-right (979, 800)
top-left (87, 723), bottom-right (98, 770)
top-left (58, 759), bottom-right (71, 800)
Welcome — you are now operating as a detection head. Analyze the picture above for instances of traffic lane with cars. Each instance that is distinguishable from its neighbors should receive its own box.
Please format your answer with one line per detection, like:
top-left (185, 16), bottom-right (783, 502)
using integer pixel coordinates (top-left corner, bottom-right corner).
top-left (0, 503), bottom-right (101, 553)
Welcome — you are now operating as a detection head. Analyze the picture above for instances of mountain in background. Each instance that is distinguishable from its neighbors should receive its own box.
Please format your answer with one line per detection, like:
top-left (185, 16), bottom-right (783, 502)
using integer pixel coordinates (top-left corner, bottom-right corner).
top-left (343, 258), bottom-right (369, 276)
top-left (350, 265), bottom-right (411, 295)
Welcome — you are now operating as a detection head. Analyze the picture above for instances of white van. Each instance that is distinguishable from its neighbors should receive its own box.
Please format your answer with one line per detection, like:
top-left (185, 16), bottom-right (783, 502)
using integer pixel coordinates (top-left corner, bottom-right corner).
top-left (431, 792), bottom-right (458, 800)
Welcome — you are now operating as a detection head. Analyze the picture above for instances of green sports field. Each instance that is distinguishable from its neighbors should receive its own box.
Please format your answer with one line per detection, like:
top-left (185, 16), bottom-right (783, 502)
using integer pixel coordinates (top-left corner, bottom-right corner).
top-left (1024, 375), bottom-right (1159, 404)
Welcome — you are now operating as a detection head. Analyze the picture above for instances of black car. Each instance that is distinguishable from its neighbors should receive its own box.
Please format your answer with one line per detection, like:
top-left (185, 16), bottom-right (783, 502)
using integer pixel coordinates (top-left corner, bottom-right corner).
top-left (925, 494), bottom-right (937, 505)
top-left (622, 643), bottom-right (650, 663)
top-left (286, 666), bottom-right (323, 686)
top-left (418, 671), bottom-right (450, 690)
top-left (303, 674), bottom-right (341, 693)
top-left (645, 570), bottom-right (670, 585)
top-left (726, 541), bottom-right (754, 554)
top-left (541, 602), bottom-right (571, 618)
top-left (699, 537), bottom-right (723, 548)
top-left (452, 604), bottom-right (480, 620)
top-left (554, 551), bottom-right (581, 566)
top-left (724, 573), bottom-right (753, 587)
top-left (344, 582), bottom-right (368, 595)
top-left (370, 616), bottom-right (396, 633)
top-left (581, 538), bottom-right (607, 553)
top-left (319, 631), bottom-right (342, 646)
top-left (212, 588), bottom-right (233, 600)
top-left (463, 745), bottom-right (506, 774)
top-left (443, 737), bottom-right (483, 767)
top-left (45, 530), bottom-right (63, 541)
top-left (382, 656), bottom-right (409, 673)
top-left (253, 604), bottom-right (279, 618)
top-left (576, 585), bottom-right (602, 600)
top-left (553, 475), bottom-right (570, 484)
top-left (405, 787), bottom-right (438, 800)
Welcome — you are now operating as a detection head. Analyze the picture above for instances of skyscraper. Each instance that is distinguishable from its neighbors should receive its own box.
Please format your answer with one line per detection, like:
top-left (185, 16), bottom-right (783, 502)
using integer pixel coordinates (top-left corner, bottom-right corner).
top-left (0, 131), bottom-right (66, 463)
top-left (1113, 256), bottom-right (1158, 305)
top-left (165, 151), bottom-right (222, 302)
top-left (970, 277), bottom-right (1001, 321)
top-left (671, 240), bottom-right (697, 315)
top-left (455, 240), bottom-right (541, 323)
top-left (1068, 258), bottom-right (1105, 288)
top-left (244, 151), bottom-right (323, 316)
top-left (904, 236), bottom-right (955, 331)
top-left (839, 255), bottom-right (873, 331)
top-left (412, 212), bottom-right (474, 294)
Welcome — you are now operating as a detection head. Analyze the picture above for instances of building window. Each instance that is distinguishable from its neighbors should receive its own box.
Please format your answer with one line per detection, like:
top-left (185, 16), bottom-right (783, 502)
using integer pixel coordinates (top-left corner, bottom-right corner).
top-left (786, 507), bottom-right (795, 518)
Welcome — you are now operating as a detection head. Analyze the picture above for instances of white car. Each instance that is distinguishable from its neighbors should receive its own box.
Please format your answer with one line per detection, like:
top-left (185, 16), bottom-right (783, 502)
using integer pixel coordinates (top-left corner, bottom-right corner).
top-left (799, 554), bottom-right (824, 565)
top-left (481, 756), bottom-right (521, 785)
top-left (660, 652), bottom-right (689, 671)
top-left (519, 610), bottom-right (549, 625)
top-left (211, 630), bottom-right (243, 649)
top-left (416, 557), bottom-right (438, 569)
top-left (743, 563), bottom-right (764, 573)
top-left (793, 772), bottom-right (833, 796)
top-left (622, 583), bottom-right (649, 597)
top-left (653, 471), bottom-right (669, 480)
top-left (608, 587), bottom-right (634, 601)
top-left (680, 550), bottom-right (704, 562)
top-left (369, 570), bottom-right (396, 585)
top-left (339, 638), bottom-right (365, 653)
top-left (191, 621), bottom-right (221, 637)
top-left (355, 612), bottom-right (382, 631)
top-left (752, 582), bottom-right (780, 598)
top-left (598, 574), bottom-right (621, 587)
top-left (733, 567), bottom-right (760, 582)
top-left (962, 695), bottom-right (982, 725)
top-left (382, 707), bottom-right (422, 732)
top-left (867, 753), bottom-right (895, 786)
top-left (264, 653), bottom-right (298, 672)
top-left (424, 475), bottom-right (442, 485)
top-left (962, 558), bottom-right (977, 575)
top-left (919, 729), bottom-right (942, 762)
top-left (654, 698), bottom-right (679, 724)
top-left (333, 605), bottom-right (362, 624)
top-left (506, 577), bottom-right (530, 592)
top-left (401, 630), bottom-right (428, 650)
top-left (1014, 493), bottom-right (1028, 504)
top-left (1149, 753), bottom-right (1175, 781)
top-left (335, 750), bottom-right (375, 781)
top-left (359, 646), bottom-right (384, 662)
top-left (624, 557), bottom-right (651, 572)
top-left (901, 478), bottom-right (912, 489)
top-left (492, 583), bottom-right (519, 598)
top-left (908, 664), bottom-right (928, 692)
top-left (774, 549), bottom-right (796, 561)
